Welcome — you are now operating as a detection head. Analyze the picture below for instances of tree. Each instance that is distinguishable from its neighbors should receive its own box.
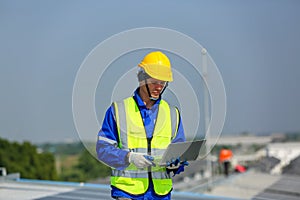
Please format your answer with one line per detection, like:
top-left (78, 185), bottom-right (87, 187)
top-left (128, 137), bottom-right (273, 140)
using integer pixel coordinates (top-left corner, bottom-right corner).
top-left (76, 149), bottom-right (111, 181)
top-left (0, 137), bottom-right (57, 180)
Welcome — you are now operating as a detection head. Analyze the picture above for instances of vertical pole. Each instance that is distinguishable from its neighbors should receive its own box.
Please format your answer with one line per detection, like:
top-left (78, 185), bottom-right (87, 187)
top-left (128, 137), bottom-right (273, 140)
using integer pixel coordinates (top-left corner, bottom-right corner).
top-left (202, 48), bottom-right (212, 190)
top-left (55, 154), bottom-right (61, 175)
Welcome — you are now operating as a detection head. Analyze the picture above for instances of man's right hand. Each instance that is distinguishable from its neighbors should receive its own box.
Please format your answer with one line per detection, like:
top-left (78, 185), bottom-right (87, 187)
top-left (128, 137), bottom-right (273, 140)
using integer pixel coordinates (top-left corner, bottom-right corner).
top-left (128, 152), bottom-right (154, 168)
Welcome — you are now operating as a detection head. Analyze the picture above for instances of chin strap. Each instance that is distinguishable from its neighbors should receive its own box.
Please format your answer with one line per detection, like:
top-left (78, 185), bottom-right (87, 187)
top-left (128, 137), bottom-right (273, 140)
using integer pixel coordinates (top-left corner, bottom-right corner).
top-left (144, 78), bottom-right (168, 101)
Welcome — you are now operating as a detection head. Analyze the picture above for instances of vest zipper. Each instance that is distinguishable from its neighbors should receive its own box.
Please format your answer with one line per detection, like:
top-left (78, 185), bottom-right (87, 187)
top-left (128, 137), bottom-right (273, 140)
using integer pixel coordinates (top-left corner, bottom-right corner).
top-left (147, 137), bottom-right (153, 185)
top-left (132, 96), bottom-right (158, 189)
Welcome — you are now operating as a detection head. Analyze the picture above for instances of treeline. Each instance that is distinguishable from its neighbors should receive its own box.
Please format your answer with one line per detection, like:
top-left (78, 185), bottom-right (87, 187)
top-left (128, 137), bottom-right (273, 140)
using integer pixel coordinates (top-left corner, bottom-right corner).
top-left (0, 137), bottom-right (57, 180)
top-left (0, 137), bottom-right (110, 182)
top-left (38, 142), bottom-right (85, 155)
top-left (39, 141), bottom-right (111, 182)
top-left (60, 149), bottom-right (111, 182)
top-left (284, 132), bottom-right (300, 142)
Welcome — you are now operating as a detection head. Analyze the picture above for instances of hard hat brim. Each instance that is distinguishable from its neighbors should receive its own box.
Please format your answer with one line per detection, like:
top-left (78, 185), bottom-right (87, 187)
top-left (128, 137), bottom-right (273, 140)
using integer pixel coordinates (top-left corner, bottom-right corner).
top-left (138, 64), bottom-right (173, 82)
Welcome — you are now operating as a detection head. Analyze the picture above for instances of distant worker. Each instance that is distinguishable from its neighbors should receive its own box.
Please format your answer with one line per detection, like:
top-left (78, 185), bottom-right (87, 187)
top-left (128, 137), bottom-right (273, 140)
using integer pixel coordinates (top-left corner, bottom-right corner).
top-left (96, 51), bottom-right (188, 200)
top-left (219, 148), bottom-right (233, 177)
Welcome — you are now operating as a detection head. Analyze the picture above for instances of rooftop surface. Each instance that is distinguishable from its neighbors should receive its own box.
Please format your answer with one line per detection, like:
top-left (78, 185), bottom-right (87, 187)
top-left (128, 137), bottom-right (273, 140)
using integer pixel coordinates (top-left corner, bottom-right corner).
top-left (0, 179), bottom-right (237, 200)
top-left (202, 171), bottom-right (280, 199)
top-left (1, 170), bottom-right (300, 200)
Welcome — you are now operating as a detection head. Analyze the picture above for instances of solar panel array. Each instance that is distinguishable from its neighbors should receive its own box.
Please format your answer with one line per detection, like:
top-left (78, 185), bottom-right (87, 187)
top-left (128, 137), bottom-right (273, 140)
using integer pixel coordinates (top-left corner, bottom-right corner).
top-left (35, 187), bottom-right (111, 200)
top-left (35, 187), bottom-right (232, 200)
top-left (253, 175), bottom-right (300, 200)
top-left (0, 179), bottom-right (238, 200)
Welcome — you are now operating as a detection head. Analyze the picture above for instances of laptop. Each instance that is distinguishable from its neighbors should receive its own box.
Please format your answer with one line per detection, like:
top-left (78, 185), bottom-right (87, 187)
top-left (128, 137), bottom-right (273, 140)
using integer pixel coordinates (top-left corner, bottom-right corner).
top-left (158, 139), bottom-right (206, 166)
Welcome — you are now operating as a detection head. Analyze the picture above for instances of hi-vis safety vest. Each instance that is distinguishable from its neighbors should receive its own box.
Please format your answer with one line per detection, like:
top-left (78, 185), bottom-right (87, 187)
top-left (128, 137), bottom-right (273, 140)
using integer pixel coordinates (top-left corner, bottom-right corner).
top-left (111, 97), bottom-right (180, 196)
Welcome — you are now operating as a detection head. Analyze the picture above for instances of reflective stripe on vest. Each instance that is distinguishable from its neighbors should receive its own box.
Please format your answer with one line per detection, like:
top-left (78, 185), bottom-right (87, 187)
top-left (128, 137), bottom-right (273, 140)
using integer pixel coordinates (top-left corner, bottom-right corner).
top-left (111, 97), bottom-right (179, 196)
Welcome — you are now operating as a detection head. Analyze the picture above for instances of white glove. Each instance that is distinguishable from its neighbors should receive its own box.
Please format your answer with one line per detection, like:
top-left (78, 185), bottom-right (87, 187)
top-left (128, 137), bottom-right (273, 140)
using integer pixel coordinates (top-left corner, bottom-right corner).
top-left (128, 152), bottom-right (153, 168)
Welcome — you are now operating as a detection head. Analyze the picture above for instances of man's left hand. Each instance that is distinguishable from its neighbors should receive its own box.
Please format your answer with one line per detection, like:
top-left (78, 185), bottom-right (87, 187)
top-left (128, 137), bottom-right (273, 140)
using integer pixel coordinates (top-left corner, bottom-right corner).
top-left (166, 158), bottom-right (189, 176)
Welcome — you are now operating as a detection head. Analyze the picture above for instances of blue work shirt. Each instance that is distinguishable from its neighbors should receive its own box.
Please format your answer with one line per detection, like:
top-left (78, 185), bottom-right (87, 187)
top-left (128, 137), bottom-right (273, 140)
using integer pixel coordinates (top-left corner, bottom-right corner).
top-left (96, 88), bottom-right (185, 200)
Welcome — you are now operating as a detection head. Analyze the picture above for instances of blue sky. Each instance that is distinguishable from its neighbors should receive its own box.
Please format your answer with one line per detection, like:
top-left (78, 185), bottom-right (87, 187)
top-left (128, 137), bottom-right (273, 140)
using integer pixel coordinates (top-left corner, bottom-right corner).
top-left (1, 0), bottom-right (300, 143)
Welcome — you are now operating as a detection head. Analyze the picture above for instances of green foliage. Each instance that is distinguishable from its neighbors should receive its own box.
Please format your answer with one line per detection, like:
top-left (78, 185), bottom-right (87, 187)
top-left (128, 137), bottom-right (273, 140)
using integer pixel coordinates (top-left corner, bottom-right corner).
top-left (284, 132), bottom-right (300, 142)
top-left (38, 142), bottom-right (85, 155)
top-left (56, 149), bottom-right (110, 182)
top-left (0, 137), bottom-right (57, 180)
top-left (0, 138), bottom-right (110, 182)
top-left (211, 143), bottom-right (265, 156)
top-left (59, 168), bottom-right (86, 182)
top-left (76, 149), bottom-right (111, 180)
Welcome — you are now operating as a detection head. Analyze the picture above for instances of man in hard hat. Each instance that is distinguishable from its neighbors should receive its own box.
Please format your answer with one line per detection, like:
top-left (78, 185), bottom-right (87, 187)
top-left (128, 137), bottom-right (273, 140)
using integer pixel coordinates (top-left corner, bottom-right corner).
top-left (96, 51), bottom-right (187, 200)
top-left (219, 148), bottom-right (233, 177)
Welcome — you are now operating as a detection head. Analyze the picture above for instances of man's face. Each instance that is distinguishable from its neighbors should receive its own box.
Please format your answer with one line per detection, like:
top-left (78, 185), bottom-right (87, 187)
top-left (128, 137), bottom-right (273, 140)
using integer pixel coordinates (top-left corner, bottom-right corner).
top-left (146, 78), bottom-right (167, 99)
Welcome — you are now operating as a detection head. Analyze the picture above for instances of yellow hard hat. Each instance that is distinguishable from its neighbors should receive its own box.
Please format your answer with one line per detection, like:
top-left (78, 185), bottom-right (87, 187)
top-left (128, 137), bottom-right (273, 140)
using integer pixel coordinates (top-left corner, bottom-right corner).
top-left (138, 51), bottom-right (173, 82)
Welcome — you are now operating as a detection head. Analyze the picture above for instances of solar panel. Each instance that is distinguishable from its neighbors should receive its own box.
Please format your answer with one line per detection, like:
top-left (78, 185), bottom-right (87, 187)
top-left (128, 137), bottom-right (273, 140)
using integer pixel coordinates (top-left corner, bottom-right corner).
top-left (253, 175), bottom-right (300, 200)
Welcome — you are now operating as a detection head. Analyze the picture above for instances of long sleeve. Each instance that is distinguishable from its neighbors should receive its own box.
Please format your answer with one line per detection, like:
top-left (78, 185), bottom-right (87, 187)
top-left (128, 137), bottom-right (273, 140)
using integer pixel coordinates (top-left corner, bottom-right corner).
top-left (171, 111), bottom-right (186, 143)
top-left (96, 105), bottom-right (129, 170)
